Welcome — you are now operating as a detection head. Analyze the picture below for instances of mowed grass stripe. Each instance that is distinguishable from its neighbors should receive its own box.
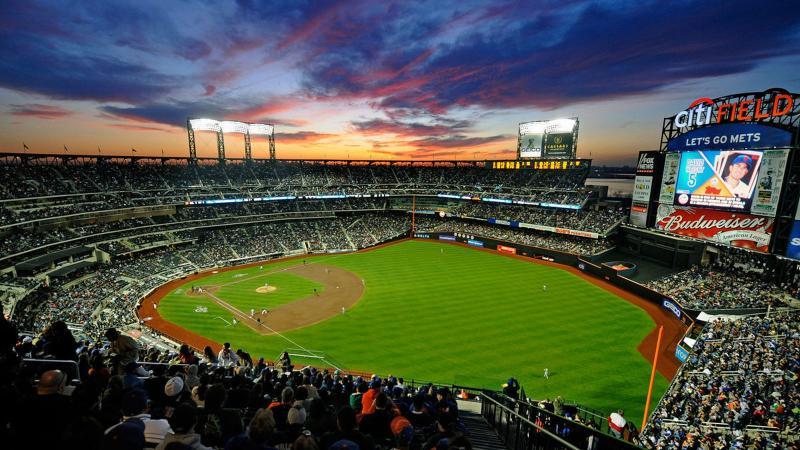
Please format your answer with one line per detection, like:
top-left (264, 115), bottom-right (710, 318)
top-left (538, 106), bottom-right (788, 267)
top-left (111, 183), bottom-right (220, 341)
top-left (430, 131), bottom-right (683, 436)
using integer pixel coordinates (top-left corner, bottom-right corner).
top-left (159, 240), bottom-right (668, 420)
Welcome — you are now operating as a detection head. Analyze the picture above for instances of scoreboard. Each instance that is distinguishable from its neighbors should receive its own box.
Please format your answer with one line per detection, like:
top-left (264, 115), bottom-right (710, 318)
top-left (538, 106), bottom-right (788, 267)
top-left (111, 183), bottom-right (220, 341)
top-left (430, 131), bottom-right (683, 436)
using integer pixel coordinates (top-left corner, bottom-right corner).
top-left (488, 159), bottom-right (587, 170)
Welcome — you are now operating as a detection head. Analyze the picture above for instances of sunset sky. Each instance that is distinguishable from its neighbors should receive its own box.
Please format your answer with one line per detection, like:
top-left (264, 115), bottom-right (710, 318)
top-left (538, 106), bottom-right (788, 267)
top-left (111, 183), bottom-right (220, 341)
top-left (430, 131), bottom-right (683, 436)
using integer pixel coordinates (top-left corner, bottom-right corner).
top-left (2, 0), bottom-right (799, 165)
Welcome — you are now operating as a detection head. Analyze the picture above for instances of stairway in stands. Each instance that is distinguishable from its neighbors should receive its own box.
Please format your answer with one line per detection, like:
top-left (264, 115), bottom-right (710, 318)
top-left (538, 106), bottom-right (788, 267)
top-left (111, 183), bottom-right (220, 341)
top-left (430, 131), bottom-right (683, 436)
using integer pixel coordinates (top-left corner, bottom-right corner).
top-left (460, 410), bottom-right (507, 450)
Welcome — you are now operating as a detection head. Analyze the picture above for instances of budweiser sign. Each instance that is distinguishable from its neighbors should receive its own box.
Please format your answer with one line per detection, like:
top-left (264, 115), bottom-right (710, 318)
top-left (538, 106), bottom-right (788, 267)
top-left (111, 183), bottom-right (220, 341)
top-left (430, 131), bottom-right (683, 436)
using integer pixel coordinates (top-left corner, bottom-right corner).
top-left (656, 206), bottom-right (773, 252)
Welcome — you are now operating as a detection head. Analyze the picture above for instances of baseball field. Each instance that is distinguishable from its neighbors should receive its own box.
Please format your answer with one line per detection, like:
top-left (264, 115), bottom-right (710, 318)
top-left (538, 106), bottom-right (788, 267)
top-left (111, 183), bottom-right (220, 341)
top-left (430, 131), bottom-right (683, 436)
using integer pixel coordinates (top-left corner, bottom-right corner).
top-left (149, 239), bottom-right (671, 421)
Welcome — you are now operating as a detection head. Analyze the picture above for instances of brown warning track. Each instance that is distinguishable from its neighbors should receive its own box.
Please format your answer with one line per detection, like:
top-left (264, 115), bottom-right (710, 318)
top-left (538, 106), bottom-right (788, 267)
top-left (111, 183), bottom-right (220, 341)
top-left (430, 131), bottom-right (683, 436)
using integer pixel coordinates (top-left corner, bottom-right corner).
top-left (139, 238), bottom-right (683, 379)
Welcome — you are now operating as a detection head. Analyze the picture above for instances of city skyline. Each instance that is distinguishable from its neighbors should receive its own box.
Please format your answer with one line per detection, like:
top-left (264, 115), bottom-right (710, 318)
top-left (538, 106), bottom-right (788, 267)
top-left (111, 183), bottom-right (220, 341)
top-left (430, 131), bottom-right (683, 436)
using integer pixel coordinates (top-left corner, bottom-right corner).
top-left (2, 0), bottom-right (800, 164)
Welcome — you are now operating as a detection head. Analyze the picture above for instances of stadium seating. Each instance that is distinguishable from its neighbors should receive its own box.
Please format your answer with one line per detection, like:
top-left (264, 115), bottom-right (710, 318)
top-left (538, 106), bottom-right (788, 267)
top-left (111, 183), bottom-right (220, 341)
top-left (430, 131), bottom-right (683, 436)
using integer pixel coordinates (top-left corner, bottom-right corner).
top-left (640, 311), bottom-right (799, 449)
top-left (4, 159), bottom-right (799, 449)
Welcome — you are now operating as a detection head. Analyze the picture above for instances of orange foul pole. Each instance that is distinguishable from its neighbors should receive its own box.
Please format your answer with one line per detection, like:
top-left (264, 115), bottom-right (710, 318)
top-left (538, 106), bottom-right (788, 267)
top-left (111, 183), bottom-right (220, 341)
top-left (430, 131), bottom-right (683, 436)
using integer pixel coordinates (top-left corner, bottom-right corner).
top-left (641, 325), bottom-right (664, 430)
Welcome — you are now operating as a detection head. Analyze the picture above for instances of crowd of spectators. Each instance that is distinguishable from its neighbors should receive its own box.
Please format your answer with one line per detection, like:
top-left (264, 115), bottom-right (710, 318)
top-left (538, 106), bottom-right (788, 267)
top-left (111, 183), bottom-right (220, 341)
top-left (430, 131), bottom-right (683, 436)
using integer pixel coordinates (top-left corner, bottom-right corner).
top-left (0, 314), bottom-right (476, 450)
top-left (449, 202), bottom-right (625, 234)
top-left (640, 311), bottom-right (800, 449)
top-left (10, 214), bottom-right (411, 339)
top-left (0, 160), bottom-right (592, 227)
top-left (646, 250), bottom-right (789, 310)
top-left (416, 218), bottom-right (615, 256)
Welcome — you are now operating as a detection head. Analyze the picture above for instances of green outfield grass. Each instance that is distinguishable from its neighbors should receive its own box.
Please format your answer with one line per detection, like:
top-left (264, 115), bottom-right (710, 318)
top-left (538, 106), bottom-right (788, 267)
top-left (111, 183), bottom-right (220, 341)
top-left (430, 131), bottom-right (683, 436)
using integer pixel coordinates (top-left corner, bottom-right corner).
top-left (158, 240), bottom-right (668, 420)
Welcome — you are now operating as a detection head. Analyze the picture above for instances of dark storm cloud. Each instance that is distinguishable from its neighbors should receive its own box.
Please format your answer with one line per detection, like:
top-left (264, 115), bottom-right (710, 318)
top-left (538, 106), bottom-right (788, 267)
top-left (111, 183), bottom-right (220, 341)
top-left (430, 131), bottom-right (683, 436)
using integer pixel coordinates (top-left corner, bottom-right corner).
top-left (0, 32), bottom-right (179, 103)
top-left (351, 118), bottom-right (473, 137)
top-left (3, 0), bottom-right (799, 132)
top-left (101, 101), bottom-right (230, 127)
top-left (299, 0), bottom-right (800, 113)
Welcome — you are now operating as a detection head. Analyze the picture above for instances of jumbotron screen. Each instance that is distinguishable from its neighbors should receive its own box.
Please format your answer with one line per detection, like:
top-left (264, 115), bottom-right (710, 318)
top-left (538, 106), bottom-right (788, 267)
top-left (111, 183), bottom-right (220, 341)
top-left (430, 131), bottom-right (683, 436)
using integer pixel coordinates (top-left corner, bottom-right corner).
top-left (517, 118), bottom-right (577, 159)
top-left (666, 148), bottom-right (788, 216)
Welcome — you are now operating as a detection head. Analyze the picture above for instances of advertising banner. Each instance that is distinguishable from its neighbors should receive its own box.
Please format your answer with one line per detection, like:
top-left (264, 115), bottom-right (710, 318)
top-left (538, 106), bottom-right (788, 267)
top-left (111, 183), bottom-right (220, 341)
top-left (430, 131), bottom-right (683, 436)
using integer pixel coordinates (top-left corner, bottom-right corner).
top-left (666, 122), bottom-right (792, 151)
top-left (750, 149), bottom-right (789, 217)
top-left (497, 245), bottom-right (517, 254)
top-left (517, 222), bottom-right (600, 239)
top-left (632, 175), bottom-right (653, 202)
top-left (675, 345), bottom-right (690, 363)
top-left (656, 204), bottom-right (774, 252)
top-left (659, 152), bottom-right (681, 203)
top-left (786, 220), bottom-right (800, 259)
top-left (629, 201), bottom-right (649, 227)
top-left (544, 132), bottom-right (573, 156)
top-left (784, 195), bottom-right (800, 260)
top-left (438, 235), bottom-right (456, 241)
top-left (630, 151), bottom-right (661, 227)
top-left (662, 299), bottom-right (682, 319)
top-left (674, 150), bottom-right (762, 212)
top-left (519, 132), bottom-right (544, 158)
top-left (467, 239), bottom-right (484, 247)
top-left (554, 228), bottom-right (597, 238)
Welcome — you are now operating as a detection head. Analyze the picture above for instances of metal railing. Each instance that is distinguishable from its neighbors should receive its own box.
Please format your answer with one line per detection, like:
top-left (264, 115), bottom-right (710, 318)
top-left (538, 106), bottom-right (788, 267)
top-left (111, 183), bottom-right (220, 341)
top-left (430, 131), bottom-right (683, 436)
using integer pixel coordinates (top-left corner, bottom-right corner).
top-left (482, 392), bottom-right (643, 450)
top-left (21, 358), bottom-right (81, 382)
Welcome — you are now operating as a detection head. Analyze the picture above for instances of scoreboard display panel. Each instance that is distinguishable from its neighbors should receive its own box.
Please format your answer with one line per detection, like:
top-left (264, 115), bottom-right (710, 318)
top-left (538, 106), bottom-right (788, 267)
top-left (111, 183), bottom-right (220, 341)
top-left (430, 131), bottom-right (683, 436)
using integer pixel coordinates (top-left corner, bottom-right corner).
top-left (665, 148), bottom-right (788, 217)
top-left (517, 118), bottom-right (578, 159)
top-left (673, 150), bottom-right (761, 212)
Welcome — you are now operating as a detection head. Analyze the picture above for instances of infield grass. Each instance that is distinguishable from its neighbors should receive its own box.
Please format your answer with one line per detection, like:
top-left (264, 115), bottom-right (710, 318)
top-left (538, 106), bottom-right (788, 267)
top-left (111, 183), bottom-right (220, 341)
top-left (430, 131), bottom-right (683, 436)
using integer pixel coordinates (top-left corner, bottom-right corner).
top-left (158, 240), bottom-right (668, 421)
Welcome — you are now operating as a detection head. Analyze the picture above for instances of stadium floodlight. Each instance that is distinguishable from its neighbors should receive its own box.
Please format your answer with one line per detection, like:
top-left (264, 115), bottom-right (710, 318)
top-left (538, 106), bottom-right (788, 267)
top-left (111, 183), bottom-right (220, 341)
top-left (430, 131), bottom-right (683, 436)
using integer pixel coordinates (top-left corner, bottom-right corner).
top-left (219, 121), bottom-right (250, 134)
top-left (248, 123), bottom-right (274, 136)
top-left (187, 117), bottom-right (276, 162)
top-left (189, 118), bottom-right (222, 132)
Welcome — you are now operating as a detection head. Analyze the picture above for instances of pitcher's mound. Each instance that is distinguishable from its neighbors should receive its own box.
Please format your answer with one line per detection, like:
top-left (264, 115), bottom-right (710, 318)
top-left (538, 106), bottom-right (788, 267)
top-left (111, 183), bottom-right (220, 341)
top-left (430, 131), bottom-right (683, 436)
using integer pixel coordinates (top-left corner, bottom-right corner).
top-left (256, 286), bottom-right (277, 294)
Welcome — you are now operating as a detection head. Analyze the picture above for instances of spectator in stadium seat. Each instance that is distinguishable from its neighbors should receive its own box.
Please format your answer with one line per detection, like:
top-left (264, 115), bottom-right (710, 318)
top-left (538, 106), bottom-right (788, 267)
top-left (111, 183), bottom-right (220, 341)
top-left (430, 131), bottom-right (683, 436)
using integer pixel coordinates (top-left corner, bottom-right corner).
top-left (502, 377), bottom-right (519, 399)
top-left (156, 402), bottom-right (211, 450)
top-left (225, 375), bottom-right (251, 410)
top-left (179, 344), bottom-right (199, 365)
top-left (305, 398), bottom-right (337, 436)
top-left (287, 386), bottom-right (308, 427)
top-left (105, 328), bottom-right (147, 376)
top-left (185, 364), bottom-right (200, 391)
top-left (219, 343), bottom-right (239, 368)
top-left (63, 416), bottom-right (104, 450)
top-left (279, 351), bottom-right (292, 372)
top-left (15, 369), bottom-right (73, 448)
top-left (607, 410), bottom-right (626, 438)
top-left (422, 416), bottom-right (460, 450)
top-left (164, 376), bottom-right (191, 410)
top-left (291, 432), bottom-right (319, 450)
top-left (225, 408), bottom-right (279, 450)
top-left (144, 364), bottom-right (170, 408)
top-left (349, 380), bottom-right (366, 414)
top-left (203, 346), bottom-right (218, 366)
top-left (407, 394), bottom-right (434, 431)
top-left (320, 406), bottom-right (375, 450)
top-left (122, 361), bottom-right (144, 389)
top-left (359, 392), bottom-right (396, 444)
top-left (197, 383), bottom-right (243, 448)
top-left (434, 387), bottom-right (459, 425)
top-left (269, 387), bottom-right (295, 431)
top-left (40, 320), bottom-right (78, 361)
top-left (105, 388), bottom-right (172, 449)
top-left (360, 377), bottom-right (382, 416)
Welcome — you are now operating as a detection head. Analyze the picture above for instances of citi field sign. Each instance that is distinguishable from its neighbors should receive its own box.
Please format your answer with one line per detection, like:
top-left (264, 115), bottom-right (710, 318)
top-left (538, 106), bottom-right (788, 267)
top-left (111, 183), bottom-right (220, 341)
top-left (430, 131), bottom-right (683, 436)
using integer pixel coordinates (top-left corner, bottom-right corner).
top-left (673, 89), bottom-right (797, 129)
